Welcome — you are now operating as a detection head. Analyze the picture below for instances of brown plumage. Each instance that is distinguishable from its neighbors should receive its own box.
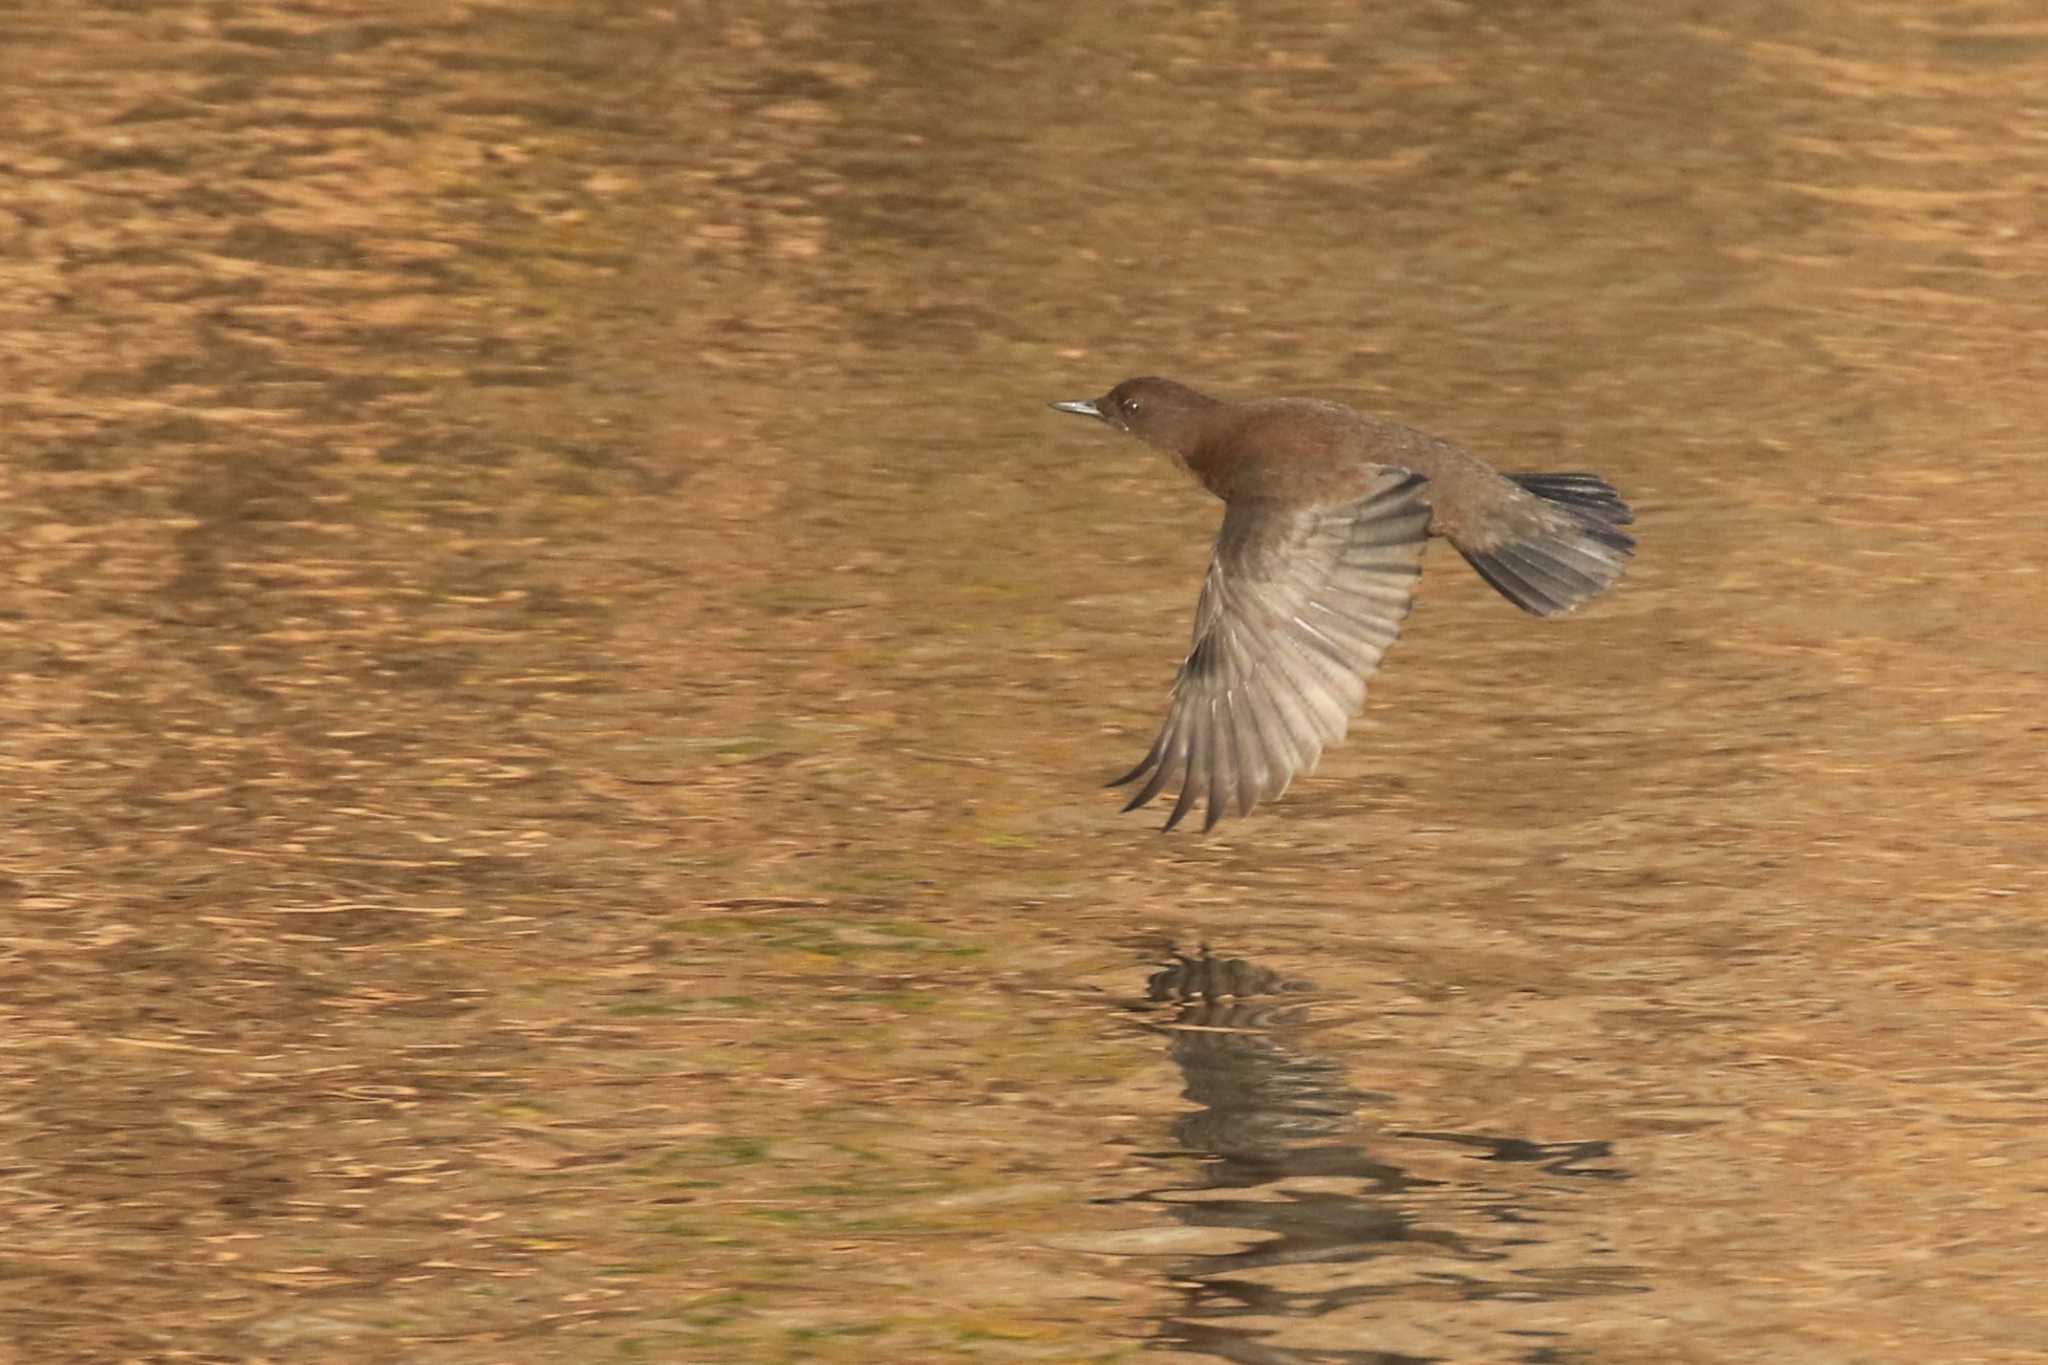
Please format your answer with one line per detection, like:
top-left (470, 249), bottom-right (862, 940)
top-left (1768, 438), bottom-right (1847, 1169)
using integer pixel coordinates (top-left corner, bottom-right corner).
top-left (1050, 376), bottom-right (1634, 832)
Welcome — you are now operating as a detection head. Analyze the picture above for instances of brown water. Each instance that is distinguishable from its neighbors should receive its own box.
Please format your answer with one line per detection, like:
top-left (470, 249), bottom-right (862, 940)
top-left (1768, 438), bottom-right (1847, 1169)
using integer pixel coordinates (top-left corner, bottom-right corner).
top-left (5, 1), bottom-right (2048, 1360)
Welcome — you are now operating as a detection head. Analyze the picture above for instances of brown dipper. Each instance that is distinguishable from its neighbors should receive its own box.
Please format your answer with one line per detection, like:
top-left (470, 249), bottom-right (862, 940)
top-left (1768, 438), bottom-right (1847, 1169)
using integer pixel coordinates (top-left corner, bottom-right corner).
top-left (1050, 376), bottom-right (1634, 832)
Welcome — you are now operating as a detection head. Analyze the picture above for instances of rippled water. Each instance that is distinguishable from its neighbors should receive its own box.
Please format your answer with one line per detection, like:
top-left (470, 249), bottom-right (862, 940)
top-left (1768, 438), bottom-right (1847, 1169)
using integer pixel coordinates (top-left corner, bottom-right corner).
top-left (6, 1), bottom-right (2048, 1360)
top-left (1115, 953), bottom-right (1637, 1362)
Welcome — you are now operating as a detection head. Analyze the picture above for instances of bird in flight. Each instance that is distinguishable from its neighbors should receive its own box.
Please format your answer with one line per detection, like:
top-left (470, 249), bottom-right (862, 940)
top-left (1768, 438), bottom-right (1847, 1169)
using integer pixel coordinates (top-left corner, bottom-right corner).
top-left (1050, 376), bottom-right (1634, 833)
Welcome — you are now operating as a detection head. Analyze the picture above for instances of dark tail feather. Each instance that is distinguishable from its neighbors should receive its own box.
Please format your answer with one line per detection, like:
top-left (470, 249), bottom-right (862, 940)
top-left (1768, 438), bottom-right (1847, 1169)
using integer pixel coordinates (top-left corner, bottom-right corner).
top-left (1507, 472), bottom-right (1634, 526)
top-left (1458, 472), bottom-right (1635, 618)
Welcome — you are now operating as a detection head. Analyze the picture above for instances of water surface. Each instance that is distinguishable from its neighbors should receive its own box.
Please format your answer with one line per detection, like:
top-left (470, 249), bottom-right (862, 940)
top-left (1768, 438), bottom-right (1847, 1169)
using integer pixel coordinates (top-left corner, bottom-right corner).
top-left (5, 0), bottom-right (2048, 1360)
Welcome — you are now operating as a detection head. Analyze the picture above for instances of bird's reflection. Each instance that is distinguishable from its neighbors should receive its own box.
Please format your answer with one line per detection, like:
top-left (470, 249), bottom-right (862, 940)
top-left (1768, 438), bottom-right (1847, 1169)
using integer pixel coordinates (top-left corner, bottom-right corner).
top-left (1111, 947), bottom-right (1637, 1365)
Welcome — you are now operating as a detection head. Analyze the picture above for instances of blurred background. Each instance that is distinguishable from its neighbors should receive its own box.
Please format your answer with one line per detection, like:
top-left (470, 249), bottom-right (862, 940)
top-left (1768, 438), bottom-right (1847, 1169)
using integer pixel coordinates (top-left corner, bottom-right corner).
top-left (4, 0), bottom-right (2047, 1360)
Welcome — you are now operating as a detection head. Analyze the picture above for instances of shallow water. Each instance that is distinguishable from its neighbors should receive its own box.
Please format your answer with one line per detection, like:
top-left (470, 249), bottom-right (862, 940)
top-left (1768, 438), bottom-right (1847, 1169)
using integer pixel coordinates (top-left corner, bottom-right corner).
top-left (6, 1), bottom-right (2048, 1360)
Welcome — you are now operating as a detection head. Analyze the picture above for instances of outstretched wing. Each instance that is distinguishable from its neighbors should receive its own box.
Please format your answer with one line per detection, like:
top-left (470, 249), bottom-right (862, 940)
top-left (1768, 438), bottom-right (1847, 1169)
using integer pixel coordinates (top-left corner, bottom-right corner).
top-left (1114, 469), bottom-right (1432, 832)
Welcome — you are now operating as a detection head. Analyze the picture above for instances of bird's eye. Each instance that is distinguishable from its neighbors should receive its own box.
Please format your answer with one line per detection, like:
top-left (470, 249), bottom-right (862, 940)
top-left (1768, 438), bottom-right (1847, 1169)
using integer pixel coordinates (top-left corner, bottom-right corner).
top-left (1124, 397), bottom-right (1142, 415)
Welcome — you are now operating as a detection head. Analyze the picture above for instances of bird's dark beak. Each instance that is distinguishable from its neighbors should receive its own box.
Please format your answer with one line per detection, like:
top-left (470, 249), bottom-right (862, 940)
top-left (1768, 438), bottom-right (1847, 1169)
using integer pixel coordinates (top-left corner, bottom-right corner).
top-left (1048, 398), bottom-right (1107, 422)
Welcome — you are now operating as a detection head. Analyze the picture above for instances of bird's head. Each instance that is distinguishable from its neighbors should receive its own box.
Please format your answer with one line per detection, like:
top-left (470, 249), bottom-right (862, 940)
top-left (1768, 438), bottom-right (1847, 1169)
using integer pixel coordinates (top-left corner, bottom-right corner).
top-left (1049, 376), bottom-right (1217, 457)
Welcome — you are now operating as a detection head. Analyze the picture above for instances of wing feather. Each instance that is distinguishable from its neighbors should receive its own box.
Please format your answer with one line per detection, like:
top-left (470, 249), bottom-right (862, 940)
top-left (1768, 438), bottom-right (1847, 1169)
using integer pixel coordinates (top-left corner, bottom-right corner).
top-left (1113, 469), bottom-right (1431, 830)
